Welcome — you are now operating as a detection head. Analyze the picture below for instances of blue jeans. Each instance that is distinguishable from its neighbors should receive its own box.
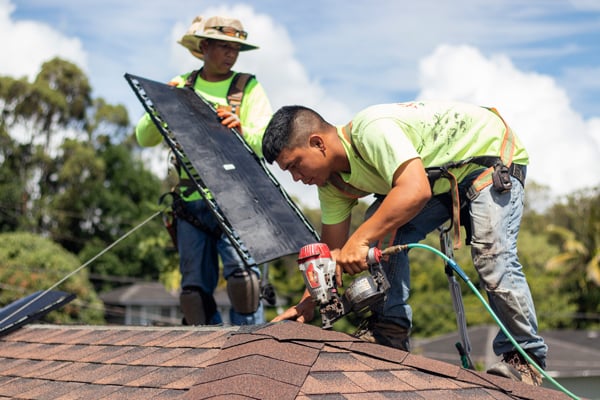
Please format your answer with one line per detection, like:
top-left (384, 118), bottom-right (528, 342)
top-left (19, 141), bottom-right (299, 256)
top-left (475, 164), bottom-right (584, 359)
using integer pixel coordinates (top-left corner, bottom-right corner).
top-left (177, 198), bottom-right (264, 325)
top-left (368, 172), bottom-right (547, 367)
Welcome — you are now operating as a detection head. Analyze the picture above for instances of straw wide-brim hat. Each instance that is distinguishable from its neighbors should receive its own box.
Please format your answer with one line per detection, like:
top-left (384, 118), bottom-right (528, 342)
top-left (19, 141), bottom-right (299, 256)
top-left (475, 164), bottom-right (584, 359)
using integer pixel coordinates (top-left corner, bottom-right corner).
top-left (178, 15), bottom-right (259, 60)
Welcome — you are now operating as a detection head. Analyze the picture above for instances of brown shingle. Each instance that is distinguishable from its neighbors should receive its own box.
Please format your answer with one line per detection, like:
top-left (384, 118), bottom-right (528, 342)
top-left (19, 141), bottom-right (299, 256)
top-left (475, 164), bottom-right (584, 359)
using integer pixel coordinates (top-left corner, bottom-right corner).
top-left (300, 371), bottom-right (365, 395)
top-left (343, 370), bottom-right (415, 392)
top-left (0, 376), bottom-right (46, 398)
top-left (125, 367), bottom-right (197, 388)
top-left (92, 365), bottom-right (160, 386)
top-left (208, 336), bottom-right (320, 366)
top-left (18, 380), bottom-right (87, 399)
top-left (0, 323), bottom-right (573, 399)
top-left (185, 374), bottom-right (300, 400)
top-left (391, 369), bottom-right (462, 390)
top-left (159, 347), bottom-right (219, 367)
top-left (311, 351), bottom-right (371, 372)
top-left (192, 354), bottom-right (309, 387)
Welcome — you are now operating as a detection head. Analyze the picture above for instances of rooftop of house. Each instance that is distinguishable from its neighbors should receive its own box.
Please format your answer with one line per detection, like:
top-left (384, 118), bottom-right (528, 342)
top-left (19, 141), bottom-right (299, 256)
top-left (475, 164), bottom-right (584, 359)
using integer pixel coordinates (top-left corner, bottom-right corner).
top-left (0, 321), bottom-right (572, 400)
top-left (413, 325), bottom-right (600, 379)
top-left (99, 282), bottom-right (179, 307)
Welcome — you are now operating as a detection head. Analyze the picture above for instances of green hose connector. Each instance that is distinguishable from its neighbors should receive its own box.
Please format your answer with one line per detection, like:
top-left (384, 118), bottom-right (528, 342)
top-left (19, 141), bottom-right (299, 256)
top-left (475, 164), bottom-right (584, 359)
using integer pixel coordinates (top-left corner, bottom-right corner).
top-left (382, 243), bottom-right (581, 400)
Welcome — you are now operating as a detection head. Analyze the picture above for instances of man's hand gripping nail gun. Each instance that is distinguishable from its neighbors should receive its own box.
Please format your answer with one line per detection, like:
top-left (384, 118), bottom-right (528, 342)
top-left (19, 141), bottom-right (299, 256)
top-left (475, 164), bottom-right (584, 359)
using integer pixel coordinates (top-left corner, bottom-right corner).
top-left (297, 243), bottom-right (391, 329)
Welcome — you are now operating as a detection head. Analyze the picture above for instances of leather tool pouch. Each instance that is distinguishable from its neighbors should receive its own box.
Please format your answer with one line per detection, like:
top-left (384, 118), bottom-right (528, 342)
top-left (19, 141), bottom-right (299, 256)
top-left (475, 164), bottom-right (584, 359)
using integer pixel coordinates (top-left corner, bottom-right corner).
top-left (491, 162), bottom-right (513, 193)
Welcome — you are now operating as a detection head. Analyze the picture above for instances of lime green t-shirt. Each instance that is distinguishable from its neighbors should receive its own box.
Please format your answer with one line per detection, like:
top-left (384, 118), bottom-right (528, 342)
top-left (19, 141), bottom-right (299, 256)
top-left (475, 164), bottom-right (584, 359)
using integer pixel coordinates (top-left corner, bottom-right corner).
top-left (319, 100), bottom-right (529, 224)
top-left (135, 71), bottom-right (272, 201)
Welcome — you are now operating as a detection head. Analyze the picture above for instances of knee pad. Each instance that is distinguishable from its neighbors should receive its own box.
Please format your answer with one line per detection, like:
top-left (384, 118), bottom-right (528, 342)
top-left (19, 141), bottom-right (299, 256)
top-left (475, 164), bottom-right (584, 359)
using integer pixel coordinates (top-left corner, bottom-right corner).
top-left (179, 287), bottom-right (216, 325)
top-left (226, 269), bottom-right (260, 314)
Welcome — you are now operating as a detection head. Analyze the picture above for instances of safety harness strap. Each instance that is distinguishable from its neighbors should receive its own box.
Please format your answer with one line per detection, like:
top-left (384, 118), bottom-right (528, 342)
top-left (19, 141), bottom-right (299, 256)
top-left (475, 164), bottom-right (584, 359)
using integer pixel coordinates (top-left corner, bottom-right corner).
top-left (226, 73), bottom-right (254, 115)
top-left (425, 108), bottom-right (519, 248)
top-left (159, 191), bottom-right (222, 241)
top-left (184, 70), bottom-right (255, 115)
top-left (466, 107), bottom-right (516, 198)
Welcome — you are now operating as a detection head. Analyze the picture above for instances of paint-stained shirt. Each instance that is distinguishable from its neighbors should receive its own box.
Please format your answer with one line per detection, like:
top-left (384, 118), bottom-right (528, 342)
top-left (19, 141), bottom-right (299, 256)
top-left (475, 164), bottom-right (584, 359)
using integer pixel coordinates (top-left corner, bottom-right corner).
top-left (319, 100), bottom-right (529, 224)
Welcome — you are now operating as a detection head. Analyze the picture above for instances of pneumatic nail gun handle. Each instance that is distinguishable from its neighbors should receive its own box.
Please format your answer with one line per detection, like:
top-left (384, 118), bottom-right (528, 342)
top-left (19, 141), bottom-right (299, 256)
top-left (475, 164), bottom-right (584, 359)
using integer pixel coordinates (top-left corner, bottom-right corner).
top-left (297, 244), bottom-right (390, 329)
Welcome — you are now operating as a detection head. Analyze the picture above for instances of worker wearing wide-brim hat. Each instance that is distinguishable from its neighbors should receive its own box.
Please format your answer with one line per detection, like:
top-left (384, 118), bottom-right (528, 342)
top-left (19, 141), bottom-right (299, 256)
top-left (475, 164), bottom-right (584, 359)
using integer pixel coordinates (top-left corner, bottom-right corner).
top-left (135, 15), bottom-right (272, 328)
top-left (178, 15), bottom-right (259, 60)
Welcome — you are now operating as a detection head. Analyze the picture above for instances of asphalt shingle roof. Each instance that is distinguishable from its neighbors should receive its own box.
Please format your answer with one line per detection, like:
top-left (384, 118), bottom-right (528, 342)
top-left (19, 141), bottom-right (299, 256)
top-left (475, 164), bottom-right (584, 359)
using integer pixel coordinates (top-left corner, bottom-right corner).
top-left (0, 322), bottom-right (571, 399)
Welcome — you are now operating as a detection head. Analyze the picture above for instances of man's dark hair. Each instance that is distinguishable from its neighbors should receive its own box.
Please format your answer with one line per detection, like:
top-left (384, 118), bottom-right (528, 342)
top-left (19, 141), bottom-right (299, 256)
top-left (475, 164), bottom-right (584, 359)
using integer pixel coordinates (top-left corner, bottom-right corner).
top-left (262, 105), bottom-right (328, 163)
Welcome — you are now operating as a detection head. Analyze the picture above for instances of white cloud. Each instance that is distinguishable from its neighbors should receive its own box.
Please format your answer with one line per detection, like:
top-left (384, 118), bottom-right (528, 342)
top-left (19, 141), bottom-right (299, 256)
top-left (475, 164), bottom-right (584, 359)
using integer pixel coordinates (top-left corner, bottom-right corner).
top-left (417, 44), bottom-right (600, 196)
top-left (0, 0), bottom-right (87, 80)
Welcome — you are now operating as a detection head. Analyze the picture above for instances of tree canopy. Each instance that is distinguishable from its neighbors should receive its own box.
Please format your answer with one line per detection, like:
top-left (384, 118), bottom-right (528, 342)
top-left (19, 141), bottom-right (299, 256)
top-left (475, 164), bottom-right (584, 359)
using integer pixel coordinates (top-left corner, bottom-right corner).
top-left (0, 58), bottom-right (172, 322)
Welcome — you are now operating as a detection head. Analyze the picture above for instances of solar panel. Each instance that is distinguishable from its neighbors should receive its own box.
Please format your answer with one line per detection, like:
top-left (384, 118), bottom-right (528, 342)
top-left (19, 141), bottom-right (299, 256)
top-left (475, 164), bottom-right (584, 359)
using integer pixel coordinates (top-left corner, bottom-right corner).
top-left (125, 73), bottom-right (319, 266)
top-left (0, 291), bottom-right (76, 337)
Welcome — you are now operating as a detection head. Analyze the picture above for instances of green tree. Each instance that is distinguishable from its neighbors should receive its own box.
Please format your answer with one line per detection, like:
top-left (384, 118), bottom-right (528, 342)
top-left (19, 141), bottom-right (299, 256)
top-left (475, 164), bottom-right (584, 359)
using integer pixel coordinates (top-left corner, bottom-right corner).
top-left (0, 58), bottom-right (93, 234)
top-left (0, 232), bottom-right (104, 324)
top-left (0, 58), bottom-right (173, 294)
top-left (0, 129), bottom-right (25, 232)
top-left (544, 187), bottom-right (600, 328)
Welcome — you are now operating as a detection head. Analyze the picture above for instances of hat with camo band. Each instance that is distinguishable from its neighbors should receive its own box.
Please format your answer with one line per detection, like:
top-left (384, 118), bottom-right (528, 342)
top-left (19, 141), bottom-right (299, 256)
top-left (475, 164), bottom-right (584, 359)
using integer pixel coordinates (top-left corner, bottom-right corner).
top-left (178, 15), bottom-right (258, 60)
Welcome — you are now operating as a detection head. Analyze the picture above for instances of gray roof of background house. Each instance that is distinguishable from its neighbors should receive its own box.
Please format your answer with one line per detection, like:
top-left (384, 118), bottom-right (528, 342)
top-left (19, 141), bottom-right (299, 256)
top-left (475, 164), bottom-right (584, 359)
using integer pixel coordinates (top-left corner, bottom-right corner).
top-left (99, 282), bottom-right (179, 306)
top-left (412, 325), bottom-right (600, 379)
top-left (0, 321), bottom-right (572, 399)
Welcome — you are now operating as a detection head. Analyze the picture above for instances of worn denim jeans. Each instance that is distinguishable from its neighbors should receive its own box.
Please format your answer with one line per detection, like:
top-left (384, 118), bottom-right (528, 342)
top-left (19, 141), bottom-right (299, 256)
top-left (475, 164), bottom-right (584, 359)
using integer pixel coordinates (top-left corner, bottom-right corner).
top-left (368, 172), bottom-right (547, 367)
top-left (177, 198), bottom-right (264, 325)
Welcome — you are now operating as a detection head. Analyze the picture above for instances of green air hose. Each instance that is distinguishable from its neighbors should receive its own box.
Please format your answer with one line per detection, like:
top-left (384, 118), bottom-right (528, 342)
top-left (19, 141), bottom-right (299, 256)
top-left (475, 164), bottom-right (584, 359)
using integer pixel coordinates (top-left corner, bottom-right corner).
top-left (381, 243), bottom-right (581, 400)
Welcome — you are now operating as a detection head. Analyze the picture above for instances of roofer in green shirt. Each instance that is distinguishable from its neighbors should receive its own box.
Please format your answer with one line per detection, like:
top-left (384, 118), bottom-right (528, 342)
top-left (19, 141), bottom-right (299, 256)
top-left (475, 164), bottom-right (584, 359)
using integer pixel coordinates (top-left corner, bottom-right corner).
top-left (135, 15), bottom-right (272, 327)
top-left (263, 100), bottom-right (548, 386)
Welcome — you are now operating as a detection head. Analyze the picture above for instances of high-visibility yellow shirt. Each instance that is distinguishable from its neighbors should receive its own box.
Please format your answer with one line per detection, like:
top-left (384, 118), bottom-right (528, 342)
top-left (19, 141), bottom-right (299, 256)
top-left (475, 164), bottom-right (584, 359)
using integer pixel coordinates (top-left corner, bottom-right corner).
top-left (319, 100), bottom-right (529, 224)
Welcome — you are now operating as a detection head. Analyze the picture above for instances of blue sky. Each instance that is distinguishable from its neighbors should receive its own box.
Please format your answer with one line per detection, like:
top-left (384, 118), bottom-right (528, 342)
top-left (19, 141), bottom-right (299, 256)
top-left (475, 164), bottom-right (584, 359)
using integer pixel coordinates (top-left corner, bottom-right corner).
top-left (2, 0), bottom-right (599, 208)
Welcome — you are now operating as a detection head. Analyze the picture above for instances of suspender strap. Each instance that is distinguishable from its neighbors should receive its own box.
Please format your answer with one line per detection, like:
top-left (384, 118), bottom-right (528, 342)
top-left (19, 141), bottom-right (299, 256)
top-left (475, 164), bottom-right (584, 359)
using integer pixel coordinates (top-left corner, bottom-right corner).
top-left (426, 166), bottom-right (463, 249)
top-left (468, 107), bottom-right (516, 195)
top-left (446, 171), bottom-right (462, 249)
top-left (426, 109), bottom-right (520, 248)
top-left (184, 70), bottom-right (254, 115)
top-left (184, 69), bottom-right (201, 88)
top-left (227, 73), bottom-right (254, 115)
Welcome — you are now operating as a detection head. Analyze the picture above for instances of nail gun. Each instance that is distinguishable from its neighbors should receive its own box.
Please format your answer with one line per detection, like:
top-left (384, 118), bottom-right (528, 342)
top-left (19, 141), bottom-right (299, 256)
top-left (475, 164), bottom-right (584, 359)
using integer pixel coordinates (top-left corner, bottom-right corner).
top-left (297, 243), bottom-right (391, 329)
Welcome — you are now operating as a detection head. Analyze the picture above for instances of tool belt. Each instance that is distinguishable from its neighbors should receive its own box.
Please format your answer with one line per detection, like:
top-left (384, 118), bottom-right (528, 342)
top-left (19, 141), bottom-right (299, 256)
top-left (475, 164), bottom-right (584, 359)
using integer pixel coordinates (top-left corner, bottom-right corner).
top-left (426, 158), bottom-right (526, 249)
top-left (426, 157), bottom-right (526, 198)
top-left (159, 191), bottom-right (223, 250)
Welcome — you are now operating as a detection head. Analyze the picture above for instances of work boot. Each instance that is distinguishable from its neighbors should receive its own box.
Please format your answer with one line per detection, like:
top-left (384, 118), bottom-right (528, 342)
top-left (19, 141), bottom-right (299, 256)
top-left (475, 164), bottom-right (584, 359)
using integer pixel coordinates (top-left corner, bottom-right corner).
top-left (353, 316), bottom-right (411, 351)
top-left (487, 351), bottom-right (543, 386)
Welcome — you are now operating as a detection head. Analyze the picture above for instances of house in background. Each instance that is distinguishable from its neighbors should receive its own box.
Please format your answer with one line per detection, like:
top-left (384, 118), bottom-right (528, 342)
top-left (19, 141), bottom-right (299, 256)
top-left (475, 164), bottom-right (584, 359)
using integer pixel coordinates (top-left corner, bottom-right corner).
top-left (413, 325), bottom-right (600, 400)
top-left (99, 281), bottom-right (285, 326)
top-left (99, 282), bottom-right (181, 326)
